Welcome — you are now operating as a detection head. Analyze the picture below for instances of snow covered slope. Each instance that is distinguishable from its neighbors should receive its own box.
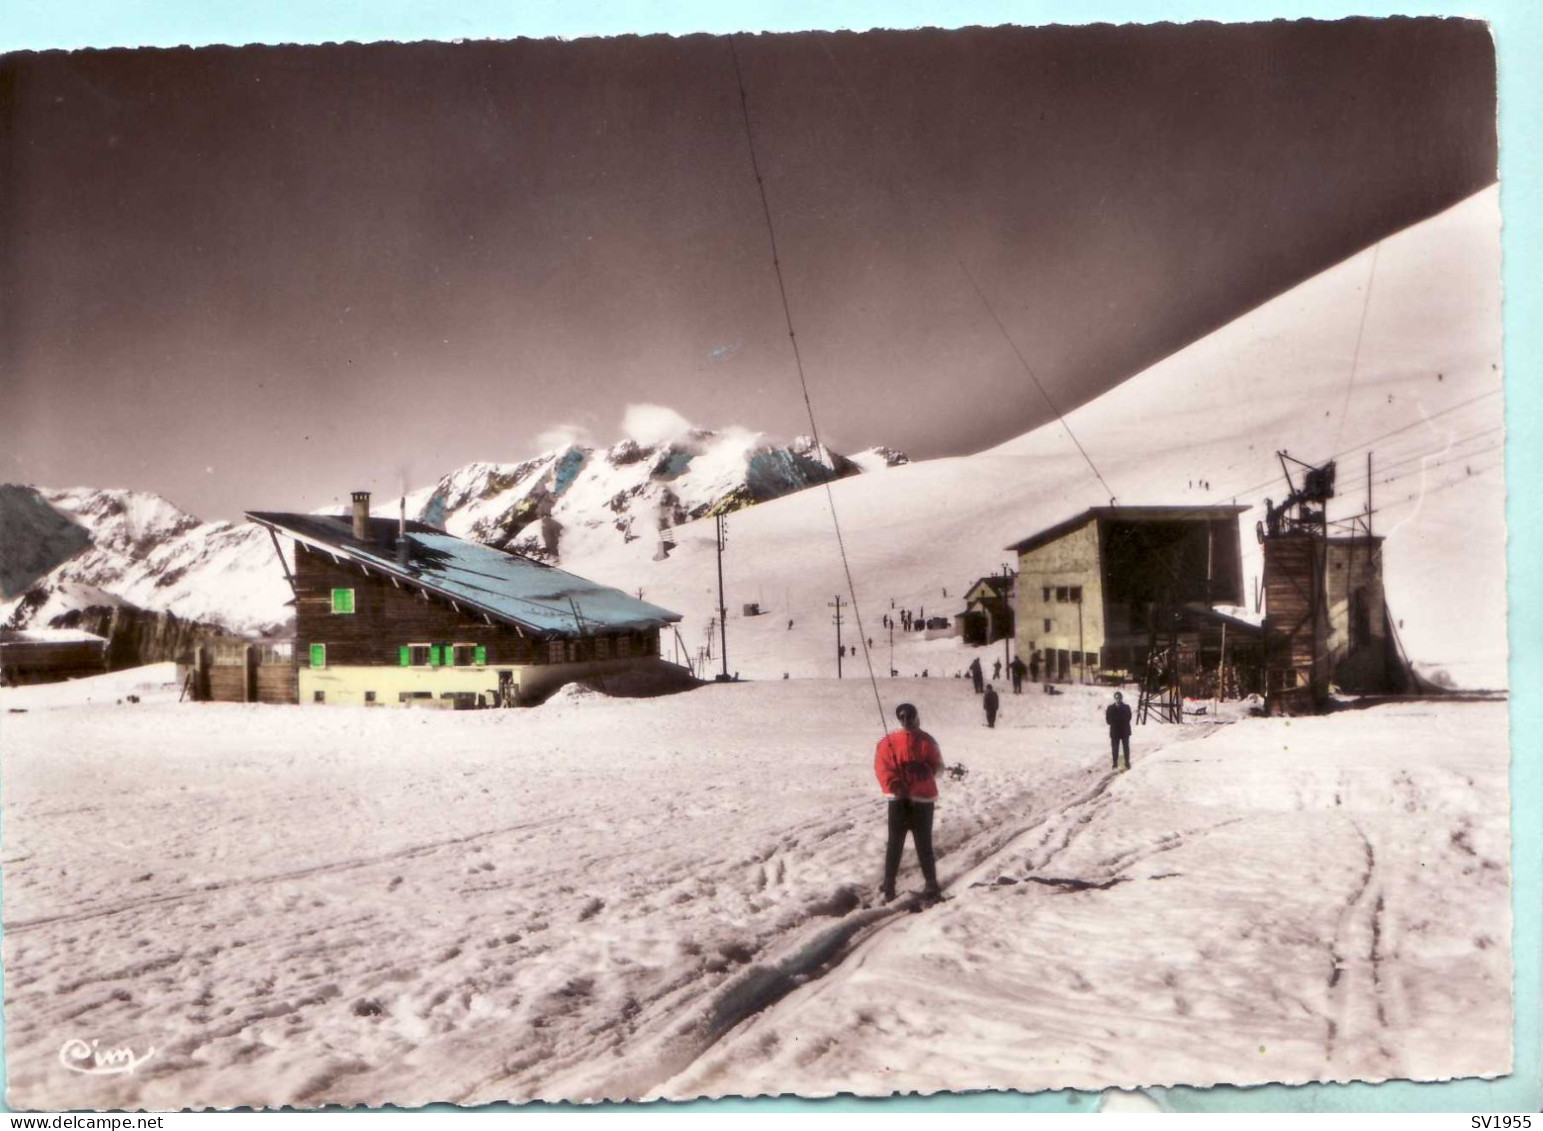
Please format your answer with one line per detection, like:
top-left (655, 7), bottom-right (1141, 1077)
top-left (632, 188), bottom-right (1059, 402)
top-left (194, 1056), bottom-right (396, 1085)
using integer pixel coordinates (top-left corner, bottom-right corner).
top-left (0, 673), bottom-right (1510, 1106)
top-left (565, 187), bottom-right (1505, 688)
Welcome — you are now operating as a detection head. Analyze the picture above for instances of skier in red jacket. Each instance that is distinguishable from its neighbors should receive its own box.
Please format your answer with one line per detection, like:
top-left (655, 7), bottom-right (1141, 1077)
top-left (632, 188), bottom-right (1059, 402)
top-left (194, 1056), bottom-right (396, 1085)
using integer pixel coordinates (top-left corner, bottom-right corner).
top-left (874, 702), bottom-right (944, 903)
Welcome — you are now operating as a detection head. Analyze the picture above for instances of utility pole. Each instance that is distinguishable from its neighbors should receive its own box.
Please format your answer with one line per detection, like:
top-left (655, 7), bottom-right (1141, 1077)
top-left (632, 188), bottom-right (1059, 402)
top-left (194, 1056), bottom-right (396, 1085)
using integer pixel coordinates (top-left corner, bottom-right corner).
top-left (715, 513), bottom-right (729, 681)
top-left (1002, 562), bottom-right (1014, 672)
top-left (1367, 451), bottom-right (1373, 538)
top-left (1077, 591), bottom-right (1085, 684)
top-left (829, 595), bottom-right (845, 679)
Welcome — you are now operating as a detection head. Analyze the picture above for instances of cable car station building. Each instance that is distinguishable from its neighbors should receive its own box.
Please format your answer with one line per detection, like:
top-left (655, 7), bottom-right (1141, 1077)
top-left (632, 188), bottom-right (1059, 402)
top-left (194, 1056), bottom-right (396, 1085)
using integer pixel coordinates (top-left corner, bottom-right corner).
top-left (1007, 505), bottom-right (1258, 687)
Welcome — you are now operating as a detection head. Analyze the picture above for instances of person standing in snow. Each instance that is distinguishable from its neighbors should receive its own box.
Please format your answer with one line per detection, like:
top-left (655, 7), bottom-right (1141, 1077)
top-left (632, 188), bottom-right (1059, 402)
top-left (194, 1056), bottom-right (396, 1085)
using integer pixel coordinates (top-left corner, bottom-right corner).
top-left (968, 656), bottom-right (984, 693)
top-left (874, 702), bottom-right (944, 903)
top-left (1029, 652), bottom-right (1041, 684)
top-left (1010, 655), bottom-right (1028, 694)
top-left (983, 684), bottom-right (1000, 728)
top-left (1106, 690), bottom-right (1133, 771)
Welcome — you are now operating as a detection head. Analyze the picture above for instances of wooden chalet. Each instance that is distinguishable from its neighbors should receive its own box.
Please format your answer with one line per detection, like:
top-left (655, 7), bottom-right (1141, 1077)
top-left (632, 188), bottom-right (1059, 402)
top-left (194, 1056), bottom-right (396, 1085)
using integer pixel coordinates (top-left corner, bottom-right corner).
top-left (955, 574), bottom-right (1016, 646)
top-left (1006, 505), bottom-right (1263, 692)
top-left (0, 628), bottom-right (108, 686)
top-left (246, 492), bottom-right (685, 707)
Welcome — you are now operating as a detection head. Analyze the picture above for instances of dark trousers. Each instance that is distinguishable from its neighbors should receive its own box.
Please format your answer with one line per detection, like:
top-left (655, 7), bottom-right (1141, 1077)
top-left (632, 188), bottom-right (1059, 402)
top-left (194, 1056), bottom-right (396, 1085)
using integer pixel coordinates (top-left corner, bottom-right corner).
top-left (1111, 734), bottom-right (1131, 769)
top-left (884, 799), bottom-right (939, 894)
top-left (986, 708), bottom-right (997, 728)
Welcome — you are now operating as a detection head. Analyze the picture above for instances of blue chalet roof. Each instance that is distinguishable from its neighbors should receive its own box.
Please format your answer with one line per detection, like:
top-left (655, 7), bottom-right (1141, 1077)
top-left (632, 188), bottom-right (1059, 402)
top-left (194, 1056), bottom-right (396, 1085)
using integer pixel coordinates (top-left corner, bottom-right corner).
top-left (247, 511), bottom-right (681, 637)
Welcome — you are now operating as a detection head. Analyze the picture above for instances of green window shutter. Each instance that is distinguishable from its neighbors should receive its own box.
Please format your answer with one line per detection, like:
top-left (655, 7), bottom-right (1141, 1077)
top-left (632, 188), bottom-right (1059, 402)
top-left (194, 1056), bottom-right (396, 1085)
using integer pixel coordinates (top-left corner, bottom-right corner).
top-left (430, 645), bottom-right (442, 667)
top-left (309, 643), bottom-right (325, 669)
top-left (474, 645), bottom-right (487, 666)
top-left (399, 645), bottom-right (410, 667)
top-left (331, 588), bottom-right (354, 614)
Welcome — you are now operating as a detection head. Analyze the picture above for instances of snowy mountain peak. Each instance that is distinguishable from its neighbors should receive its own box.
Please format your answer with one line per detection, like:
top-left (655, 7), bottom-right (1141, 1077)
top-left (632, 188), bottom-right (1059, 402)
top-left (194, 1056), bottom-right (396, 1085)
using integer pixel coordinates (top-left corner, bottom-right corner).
top-left (404, 430), bottom-right (874, 562)
top-left (0, 423), bottom-right (903, 649)
top-left (0, 485), bottom-right (202, 601)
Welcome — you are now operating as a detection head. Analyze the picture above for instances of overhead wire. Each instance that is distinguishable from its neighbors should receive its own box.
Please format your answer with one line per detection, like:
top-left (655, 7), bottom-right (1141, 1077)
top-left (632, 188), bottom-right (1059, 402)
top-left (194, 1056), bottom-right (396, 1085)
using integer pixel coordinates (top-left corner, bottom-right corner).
top-left (957, 260), bottom-right (1121, 507)
top-left (728, 35), bottom-right (890, 738)
top-left (1329, 242), bottom-right (1382, 457)
top-left (733, 37), bottom-right (1500, 708)
top-left (814, 32), bottom-right (1122, 514)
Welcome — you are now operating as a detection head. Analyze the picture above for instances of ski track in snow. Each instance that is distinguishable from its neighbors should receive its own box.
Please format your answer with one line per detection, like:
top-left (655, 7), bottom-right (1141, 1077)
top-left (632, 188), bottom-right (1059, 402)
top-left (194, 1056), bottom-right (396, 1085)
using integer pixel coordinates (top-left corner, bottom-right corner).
top-left (0, 667), bottom-right (1512, 1108)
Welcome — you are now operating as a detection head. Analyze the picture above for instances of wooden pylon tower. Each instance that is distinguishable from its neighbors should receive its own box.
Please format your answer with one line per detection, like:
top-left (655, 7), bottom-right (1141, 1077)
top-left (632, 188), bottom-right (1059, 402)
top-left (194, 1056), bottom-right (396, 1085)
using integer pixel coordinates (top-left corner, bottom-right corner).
top-left (1136, 603), bottom-right (1184, 724)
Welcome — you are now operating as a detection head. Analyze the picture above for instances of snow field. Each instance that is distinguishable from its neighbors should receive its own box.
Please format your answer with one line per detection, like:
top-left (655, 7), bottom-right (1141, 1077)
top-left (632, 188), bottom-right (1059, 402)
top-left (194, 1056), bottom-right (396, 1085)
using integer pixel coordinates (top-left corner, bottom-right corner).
top-left (0, 669), bottom-right (1510, 1107)
top-left (661, 702), bottom-right (1511, 1099)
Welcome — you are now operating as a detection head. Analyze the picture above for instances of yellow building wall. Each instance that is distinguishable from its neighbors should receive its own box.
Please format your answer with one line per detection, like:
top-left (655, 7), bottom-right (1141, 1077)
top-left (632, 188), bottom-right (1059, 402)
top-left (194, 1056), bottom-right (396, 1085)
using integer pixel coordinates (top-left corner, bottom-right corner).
top-left (298, 657), bottom-right (676, 706)
top-left (299, 664), bottom-right (505, 706)
top-left (1014, 521), bottom-right (1107, 680)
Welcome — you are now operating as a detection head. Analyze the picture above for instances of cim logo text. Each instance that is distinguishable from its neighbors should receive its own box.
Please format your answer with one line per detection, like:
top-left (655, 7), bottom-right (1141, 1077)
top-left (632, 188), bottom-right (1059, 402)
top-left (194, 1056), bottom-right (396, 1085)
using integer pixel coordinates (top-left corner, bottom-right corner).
top-left (58, 1037), bottom-right (157, 1076)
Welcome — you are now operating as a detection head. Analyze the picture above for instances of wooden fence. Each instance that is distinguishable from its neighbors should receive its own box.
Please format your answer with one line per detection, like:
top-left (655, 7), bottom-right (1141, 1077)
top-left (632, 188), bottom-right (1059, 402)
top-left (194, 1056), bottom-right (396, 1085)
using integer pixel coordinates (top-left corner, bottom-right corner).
top-left (186, 643), bottom-right (297, 704)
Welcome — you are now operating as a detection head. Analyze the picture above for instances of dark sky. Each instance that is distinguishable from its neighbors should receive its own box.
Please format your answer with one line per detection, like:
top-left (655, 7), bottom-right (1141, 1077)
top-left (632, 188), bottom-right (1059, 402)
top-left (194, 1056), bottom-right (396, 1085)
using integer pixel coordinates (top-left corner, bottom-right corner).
top-left (0, 19), bottom-right (1496, 520)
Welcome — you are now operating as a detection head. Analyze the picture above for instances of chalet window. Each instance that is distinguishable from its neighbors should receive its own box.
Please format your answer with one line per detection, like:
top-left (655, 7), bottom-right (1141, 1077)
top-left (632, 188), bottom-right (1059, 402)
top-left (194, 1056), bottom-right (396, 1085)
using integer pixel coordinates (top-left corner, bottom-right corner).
top-left (1043, 618), bottom-right (1053, 633)
top-left (616, 635), bottom-right (634, 658)
top-left (1042, 587), bottom-right (1051, 602)
top-left (401, 644), bottom-right (432, 667)
top-left (548, 641), bottom-right (565, 663)
top-left (1069, 586), bottom-right (1083, 603)
top-left (331, 588), bottom-right (355, 614)
top-left (452, 644), bottom-right (485, 667)
top-left (309, 643), bottom-right (326, 669)
top-left (313, 690), bottom-right (325, 703)
top-left (1055, 586), bottom-right (1069, 602)
top-left (364, 691), bottom-right (377, 703)
top-left (595, 637), bottom-right (611, 660)
top-left (399, 691), bottom-right (432, 702)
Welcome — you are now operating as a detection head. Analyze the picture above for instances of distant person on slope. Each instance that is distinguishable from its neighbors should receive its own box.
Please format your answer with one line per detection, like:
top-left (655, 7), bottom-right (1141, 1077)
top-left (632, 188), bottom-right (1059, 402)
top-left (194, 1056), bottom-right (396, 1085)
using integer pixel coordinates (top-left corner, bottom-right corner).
top-left (983, 684), bottom-right (1000, 728)
top-left (874, 702), bottom-right (944, 904)
top-left (992, 659), bottom-right (1003, 681)
top-left (1106, 690), bottom-right (1133, 772)
top-left (968, 657), bottom-right (984, 693)
top-left (1010, 655), bottom-right (1028, 694)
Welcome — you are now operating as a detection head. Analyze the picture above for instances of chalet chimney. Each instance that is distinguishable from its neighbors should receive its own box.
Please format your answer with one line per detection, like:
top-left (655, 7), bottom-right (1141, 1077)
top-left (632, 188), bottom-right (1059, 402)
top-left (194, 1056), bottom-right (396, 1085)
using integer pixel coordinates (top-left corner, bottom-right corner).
top-left (351, 491), bottom-right (371, 542)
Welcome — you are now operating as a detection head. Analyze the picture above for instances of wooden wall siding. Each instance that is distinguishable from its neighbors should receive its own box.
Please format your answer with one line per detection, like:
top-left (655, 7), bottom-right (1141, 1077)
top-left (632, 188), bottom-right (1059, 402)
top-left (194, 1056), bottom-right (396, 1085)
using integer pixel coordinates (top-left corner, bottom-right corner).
top-left (192, 644), bottom-right (298, 704)
top-left (255, 666), bottom-right (298, 704)
top-left (208, 668), bottom-right (247, 702)
top-left (294, 543), bottom-right (537, 667)
top-left (0, 641), bottom-right (108, 686)
top-left (293, 544), bottom-right (657, 668)
top-left (1262, 535), bottom-right (1328, 700)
